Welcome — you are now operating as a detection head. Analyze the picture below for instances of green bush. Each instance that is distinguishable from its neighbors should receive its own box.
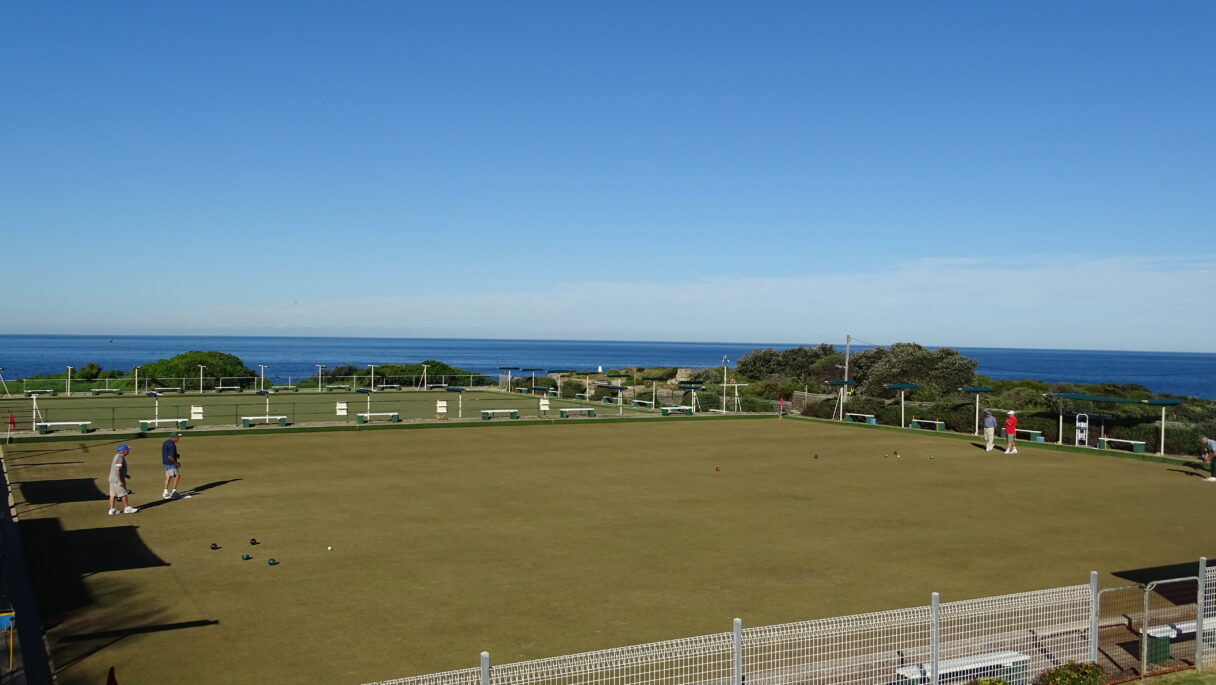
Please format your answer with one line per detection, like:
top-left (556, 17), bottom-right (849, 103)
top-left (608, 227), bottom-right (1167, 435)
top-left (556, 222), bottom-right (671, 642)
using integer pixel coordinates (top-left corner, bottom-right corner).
top-left (1034, 661), bottom-right (1103, 685)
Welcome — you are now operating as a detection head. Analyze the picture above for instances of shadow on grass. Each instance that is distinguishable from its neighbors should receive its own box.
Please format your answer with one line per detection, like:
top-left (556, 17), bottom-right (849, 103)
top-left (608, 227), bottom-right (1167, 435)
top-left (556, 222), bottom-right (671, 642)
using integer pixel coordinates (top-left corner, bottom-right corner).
top-left (1112, 561), bottom-right (1212, 592)
top-left (19, 478), bottom-right (106, 505)
top-left (135, 478), bottom-right (242, 511)
top-left (61, 619), bottom-right (220, 642)
top-left (19, 519), bottom-right (169, 623)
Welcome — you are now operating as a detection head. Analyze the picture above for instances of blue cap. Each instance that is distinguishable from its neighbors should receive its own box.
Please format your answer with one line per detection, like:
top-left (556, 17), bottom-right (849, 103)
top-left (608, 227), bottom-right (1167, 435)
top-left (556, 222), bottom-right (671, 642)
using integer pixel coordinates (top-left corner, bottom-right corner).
top-left (117, 444), bottom-right (131, 451)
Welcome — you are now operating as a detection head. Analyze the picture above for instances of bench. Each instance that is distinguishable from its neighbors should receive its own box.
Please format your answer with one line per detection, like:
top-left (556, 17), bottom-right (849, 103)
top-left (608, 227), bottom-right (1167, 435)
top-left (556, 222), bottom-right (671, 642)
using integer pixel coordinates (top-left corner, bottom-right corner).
top-left (35, 421), bottom-right (91, 435)
top-left (1013, 428), bottom-right (1045, 443)
top-left (154, 387), bottom-right (181, 393)
top-left (632, 400), bottom-right (654, 408)
top-left (514, 387), bottom-right (529, 394)
top-left (214, 386), bottom-right (242, 393)
top-left (375, 384), bottom-right (401, 391)
top-left (324, 385), bottom-right (350, 392)
top-left (909, 419), bottom-right (946, 431)
top-left (241, 415), bottom-right (288, 427)
top-left (271, 385), bottom-right (298, 392)
top-left (661, 406), bottom-right (693, 416)
top-left (1143, 619), bottom-right (1197, 663)
top-left (560, 408), bottom-right (596, 418)
top-left (23, 389), bottom-right (56, 397)
top-left (90, 388), bottom-right (122, 396)
top-left (481, 409), bottom-right (519, 420)
top-left (574, 393), bottom-right (590, 400)
top-left (1099, 437), bottom-right (1147, 453)
top-left (426, 383), bottom-right (448, 390)
top-left (845, 412), bottom-right (877, 425)
top-left (139, 418), bottom-right (189, 431)
top-left (600, 397), bottom-right (622, 405)
top-left (357, 412), bottom-right (400, 424)
top-left (894, 650), bottom-right (1029, 685)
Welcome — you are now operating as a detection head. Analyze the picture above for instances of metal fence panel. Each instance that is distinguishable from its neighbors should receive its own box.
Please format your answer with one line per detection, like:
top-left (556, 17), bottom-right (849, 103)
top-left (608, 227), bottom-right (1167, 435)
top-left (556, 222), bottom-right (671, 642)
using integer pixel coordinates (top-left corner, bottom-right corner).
top-left (938, 585), bottom-right (1092, 682)
top-left (1141, 577), bottom-right (1200, 677)
top-left (741, 606), bottom-right (932, 685)
top-left (1096, 585), bottom-right (1147, 682)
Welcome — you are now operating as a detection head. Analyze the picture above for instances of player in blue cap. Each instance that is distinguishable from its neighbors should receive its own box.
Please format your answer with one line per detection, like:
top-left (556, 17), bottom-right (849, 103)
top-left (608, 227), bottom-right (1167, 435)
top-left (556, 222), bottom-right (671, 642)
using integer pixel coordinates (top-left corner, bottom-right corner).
top-left (162, 432), bottom-right (183, 499)
top-left (107, 445), bottom-right (137, 515)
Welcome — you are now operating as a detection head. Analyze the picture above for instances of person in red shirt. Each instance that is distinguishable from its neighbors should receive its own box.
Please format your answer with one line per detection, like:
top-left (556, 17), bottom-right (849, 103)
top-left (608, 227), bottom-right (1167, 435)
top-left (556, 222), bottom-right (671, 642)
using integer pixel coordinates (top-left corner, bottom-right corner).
top-left (1004, 411), bottom-right (1019, 454)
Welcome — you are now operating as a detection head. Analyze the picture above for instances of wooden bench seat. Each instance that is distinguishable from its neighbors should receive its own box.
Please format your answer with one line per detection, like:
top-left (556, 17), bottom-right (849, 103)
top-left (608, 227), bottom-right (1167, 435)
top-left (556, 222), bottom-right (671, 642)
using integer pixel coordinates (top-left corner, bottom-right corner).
top-left (36, 421), bottom-right (91, 434)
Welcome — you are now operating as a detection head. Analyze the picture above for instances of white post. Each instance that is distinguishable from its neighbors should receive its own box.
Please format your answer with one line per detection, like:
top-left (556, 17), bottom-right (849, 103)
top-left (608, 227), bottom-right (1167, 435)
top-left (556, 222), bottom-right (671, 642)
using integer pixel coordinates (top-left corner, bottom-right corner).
top-left (722, 356), bottom-right (729, 414)
top-left (422, 364), bottom-right (429, 389)
top-left (1089, 571), bottom-right (1099, 664)
top-left (317, 365), bottom-right (325, 392)
top-left (259, 365), bottom-right (267, 392)
top-left (66, 366), bottom-right (72, 396)
top-left (732, 617), bottom-right (743, 685)
top-left (901, 390), bottom-right (906, 428)
top-left (974, 394), bottom-right (980, 436)
top-left (480, 651), bottom-right (490, 685)
top-left (369, 365), bottom-right (377, 390)
top-left (842, 335), bottom-right (851, 414)
top-left (930, 592), bottom-right (940, 685)
top-left (198, 365), bottom-right (206, 393)
top-left (1058, 412), bottom-right (1064, 446)
top-left (1159, 405), bottom-right (1166, 456)
top-left (134, 366), bottom-right (140, 394)
top-left (1198, 557), bottom-right (1207, 667)
top-left (459, 391), bottom-right (463, 419)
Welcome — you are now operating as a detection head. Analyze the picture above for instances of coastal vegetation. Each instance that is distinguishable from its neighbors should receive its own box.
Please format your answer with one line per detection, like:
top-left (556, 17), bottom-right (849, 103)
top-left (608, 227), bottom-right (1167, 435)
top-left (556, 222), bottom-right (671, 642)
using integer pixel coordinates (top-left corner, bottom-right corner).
top-left (15, 344), bottom-right (1215, 454)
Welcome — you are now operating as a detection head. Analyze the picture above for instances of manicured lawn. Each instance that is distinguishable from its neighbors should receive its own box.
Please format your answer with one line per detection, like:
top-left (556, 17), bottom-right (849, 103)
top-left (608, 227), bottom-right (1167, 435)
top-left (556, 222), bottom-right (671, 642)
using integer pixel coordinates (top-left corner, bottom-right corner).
top-left (3, 417), bottom-right (1211, 685)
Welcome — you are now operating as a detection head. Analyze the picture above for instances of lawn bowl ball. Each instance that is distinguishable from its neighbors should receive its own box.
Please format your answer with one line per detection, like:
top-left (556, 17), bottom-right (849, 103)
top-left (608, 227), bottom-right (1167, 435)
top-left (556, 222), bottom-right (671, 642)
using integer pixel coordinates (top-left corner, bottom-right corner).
top-left (268, 558), bottom-right (278, 566)
top-left (210, 543), bottom-right (219, 550)
top-left (241, 554), bottom-right (252, 561)
top-left (327, 546), bottom-right (333, 551)
top-left (714, 467), bottom-right (720, 472)
top-left (813, 454), bottom-right (819, 459)
top-left (249, 538), bottom-right (259, 545)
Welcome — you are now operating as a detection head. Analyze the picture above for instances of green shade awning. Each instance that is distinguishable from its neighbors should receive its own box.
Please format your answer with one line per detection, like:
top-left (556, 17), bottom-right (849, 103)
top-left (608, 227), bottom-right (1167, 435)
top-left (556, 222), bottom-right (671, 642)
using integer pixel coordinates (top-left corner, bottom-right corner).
top-left (825, 380), bottom-right (858, 386)
top-left (884, 383), bottom-right (918, 390)
top-left (1143, 399), bottom-right (1182, 406)
top-left (962, 387), bottom-right (993, 393)
top-left (1044, 393), bottom-right (1139, 404)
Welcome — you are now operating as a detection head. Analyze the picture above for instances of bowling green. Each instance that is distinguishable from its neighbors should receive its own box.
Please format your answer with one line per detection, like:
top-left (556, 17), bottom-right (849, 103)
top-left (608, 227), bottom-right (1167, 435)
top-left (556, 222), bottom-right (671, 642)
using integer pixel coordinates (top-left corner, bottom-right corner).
top-left (3, 417), bottom-right (1209, 684)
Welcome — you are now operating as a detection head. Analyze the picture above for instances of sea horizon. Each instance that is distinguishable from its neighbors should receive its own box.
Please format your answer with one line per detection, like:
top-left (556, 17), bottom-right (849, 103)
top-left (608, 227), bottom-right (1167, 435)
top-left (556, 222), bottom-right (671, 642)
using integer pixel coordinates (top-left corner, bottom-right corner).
top-left (2, 334), bottom-right (1214, 400)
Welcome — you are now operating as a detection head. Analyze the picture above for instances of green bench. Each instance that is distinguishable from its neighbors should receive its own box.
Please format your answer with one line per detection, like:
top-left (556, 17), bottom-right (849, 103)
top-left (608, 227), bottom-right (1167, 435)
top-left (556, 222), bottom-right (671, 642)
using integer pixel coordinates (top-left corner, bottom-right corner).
top-left (559, 408), bottom-right (596, 418)
top-left (357, 412), bottom-right (400, 424)
top-left (24, 389), bottom-right (56, 397)
top-left (90, 388), bottom-right (122, 396)
top-left (1099, 437), bottom-right (1146, 453)
top-left (242, 415), bottom-right (288, 427)
top-left (909, 419), bottom-right (946, 431)
top-left (481, 409), bottom-right (519, 420)
top-left (661, 406), bottom-right (693, 416)
top-left (140, 419), bottom-right (188, 431)
top-left (845, 412), bottom-right (876, 424)
top-left (36, 421), bottom-right (91, 434)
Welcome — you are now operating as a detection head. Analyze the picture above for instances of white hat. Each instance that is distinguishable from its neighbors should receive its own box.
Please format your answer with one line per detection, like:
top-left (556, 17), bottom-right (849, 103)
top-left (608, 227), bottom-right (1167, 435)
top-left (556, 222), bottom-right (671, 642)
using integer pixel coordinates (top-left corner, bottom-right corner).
top-left (1007, 410), bottom-right (1015, 415)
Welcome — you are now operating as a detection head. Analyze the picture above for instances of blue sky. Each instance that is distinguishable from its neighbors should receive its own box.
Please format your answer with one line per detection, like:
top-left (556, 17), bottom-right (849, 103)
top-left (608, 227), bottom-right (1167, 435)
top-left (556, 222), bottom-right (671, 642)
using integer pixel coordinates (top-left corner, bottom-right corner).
top-left (3, 1), bottom-right (1213, 350)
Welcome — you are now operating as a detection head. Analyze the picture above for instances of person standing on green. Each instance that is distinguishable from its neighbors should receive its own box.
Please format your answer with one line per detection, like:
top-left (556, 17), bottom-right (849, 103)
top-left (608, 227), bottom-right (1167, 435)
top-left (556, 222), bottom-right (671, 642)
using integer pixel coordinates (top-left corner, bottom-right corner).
top-left (983, 410), bottom-right (997, 451)
top-left (107, 445), bottom-right (137, 515)
top-left (1201, 435), bottom-right (1216, 482)
top-left (162, 432), bottom-right (183, 499)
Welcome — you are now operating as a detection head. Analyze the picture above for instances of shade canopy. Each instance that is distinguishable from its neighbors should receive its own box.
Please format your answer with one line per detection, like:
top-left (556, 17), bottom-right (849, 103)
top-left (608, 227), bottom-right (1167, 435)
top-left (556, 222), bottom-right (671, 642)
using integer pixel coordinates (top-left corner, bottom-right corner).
top-left (825, 380), bottom-right (857, 387)
top-left (962, 387), bottom-right (993, 393)
top-left (885, 383), bottom-right (919, 390)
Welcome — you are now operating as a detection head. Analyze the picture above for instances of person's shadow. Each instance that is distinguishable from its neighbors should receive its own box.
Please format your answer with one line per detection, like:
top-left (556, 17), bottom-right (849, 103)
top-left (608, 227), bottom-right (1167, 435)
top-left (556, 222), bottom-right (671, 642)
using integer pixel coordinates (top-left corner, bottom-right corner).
top-left (137, 479), bottom-right (242, 511)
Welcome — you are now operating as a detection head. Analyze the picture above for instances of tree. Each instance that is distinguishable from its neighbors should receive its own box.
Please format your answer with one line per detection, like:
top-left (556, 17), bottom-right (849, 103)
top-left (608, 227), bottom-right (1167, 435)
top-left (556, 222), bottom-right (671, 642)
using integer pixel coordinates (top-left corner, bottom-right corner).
top-left (737, 349), bottom-right (783, 379)
top-left (141, 351), bottom-right (255, 389)
top-left (855, 343), bottom-right (977, 399)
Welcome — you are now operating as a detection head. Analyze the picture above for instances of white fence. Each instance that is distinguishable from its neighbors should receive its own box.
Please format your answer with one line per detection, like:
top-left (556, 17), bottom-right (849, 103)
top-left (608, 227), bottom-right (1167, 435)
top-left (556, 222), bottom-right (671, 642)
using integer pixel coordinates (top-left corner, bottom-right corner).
top-left (366, 584), bottom-right (1094, 685)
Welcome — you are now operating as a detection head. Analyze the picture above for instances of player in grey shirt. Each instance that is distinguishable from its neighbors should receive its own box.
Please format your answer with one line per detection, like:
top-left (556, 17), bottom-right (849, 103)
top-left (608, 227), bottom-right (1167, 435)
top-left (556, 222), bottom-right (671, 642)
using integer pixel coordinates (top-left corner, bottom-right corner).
top-left (107, 445), bottom-right (138, 515)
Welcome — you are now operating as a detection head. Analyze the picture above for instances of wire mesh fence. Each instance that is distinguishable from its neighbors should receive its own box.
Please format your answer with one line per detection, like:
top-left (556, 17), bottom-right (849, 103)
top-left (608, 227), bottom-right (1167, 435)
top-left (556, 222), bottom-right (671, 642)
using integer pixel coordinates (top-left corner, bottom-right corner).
top-left (364, 585), bottom-right (1097, 685)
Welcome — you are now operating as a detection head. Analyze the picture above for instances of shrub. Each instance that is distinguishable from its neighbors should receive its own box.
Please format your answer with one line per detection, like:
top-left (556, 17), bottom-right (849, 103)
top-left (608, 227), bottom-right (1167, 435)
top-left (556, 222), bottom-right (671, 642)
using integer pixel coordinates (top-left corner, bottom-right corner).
top-left (1034, 661), bottom-right (1103, 685)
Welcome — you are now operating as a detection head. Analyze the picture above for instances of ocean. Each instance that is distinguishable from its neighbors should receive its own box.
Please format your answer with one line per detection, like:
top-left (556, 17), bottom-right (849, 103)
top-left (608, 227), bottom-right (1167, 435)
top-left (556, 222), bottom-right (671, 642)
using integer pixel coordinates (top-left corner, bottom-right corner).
top-left (1, 335), bottom-right (1213, 399)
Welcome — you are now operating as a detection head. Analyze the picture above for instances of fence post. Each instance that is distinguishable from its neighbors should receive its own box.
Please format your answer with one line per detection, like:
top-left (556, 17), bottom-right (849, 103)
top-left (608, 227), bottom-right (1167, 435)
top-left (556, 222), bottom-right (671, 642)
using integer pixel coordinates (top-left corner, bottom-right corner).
top-left (733, 617), bottom-right (743, 685)
top-left (931, 592), bottom-right (940, 685)
top-left (1198, 557), bottom-right (1207, 668)
top-left (480, 651), bottom-right (490, 685)
top-left (1089, 571), bottom-right (1099, 664)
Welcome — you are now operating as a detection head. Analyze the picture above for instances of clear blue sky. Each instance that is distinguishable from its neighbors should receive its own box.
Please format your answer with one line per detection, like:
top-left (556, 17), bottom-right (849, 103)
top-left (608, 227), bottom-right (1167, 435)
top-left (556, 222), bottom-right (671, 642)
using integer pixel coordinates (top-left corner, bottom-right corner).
top-left (4, 1), bottom-right (1213, 350)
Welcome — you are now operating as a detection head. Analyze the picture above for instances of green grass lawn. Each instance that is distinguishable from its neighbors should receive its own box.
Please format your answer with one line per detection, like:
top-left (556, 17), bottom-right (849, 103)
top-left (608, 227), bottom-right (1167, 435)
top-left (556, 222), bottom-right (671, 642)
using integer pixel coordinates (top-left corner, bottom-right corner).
top-left (3, 417), bottom-right (1213, 685)
top-left (0, 389), bottom-right (644, 432)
